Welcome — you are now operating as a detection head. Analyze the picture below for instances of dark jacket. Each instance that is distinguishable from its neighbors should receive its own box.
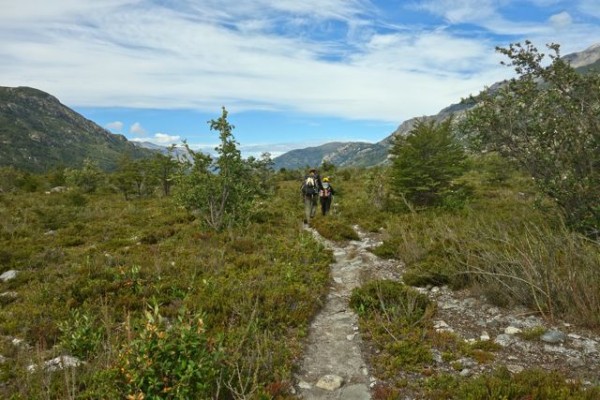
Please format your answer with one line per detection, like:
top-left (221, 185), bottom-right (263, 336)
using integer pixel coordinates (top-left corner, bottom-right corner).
top-left (301, 172), bottom-right (323, 196)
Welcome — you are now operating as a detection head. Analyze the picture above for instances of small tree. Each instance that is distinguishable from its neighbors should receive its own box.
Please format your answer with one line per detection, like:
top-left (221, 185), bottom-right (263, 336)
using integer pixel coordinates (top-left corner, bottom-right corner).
top-left (111, 155), bottom-right (148, 200)
top-left (320, 160), bottom-right (336, 175)
top-left (150, 147), bottom-right (181, 197)
top-left (176, 107), bottom-right (269, 231)
top-left (462, 41), bottom-right (600, 236)
top-left (389, 117), bottom-right (468, 209)
top-left (65, 159), bottom-right (104, 193)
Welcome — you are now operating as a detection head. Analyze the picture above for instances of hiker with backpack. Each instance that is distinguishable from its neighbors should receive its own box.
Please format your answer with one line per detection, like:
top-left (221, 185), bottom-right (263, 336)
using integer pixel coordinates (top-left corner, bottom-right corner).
top-left (301, 168), bottom-right (322, 225)
top-left (319, 177), bottom-right (335, 216)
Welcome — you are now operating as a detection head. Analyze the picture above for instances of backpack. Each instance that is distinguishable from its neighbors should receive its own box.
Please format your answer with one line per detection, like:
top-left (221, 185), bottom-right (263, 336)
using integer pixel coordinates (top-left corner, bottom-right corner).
top-left (302, 174), bottom-right (319, 195)
top-left (320, 182), bottom-right (331, 197)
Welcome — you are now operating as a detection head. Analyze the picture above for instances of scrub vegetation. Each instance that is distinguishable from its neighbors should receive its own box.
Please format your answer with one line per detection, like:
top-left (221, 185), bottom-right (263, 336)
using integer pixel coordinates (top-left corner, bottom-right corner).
top-left (0, 42), bottom-right (599, 398)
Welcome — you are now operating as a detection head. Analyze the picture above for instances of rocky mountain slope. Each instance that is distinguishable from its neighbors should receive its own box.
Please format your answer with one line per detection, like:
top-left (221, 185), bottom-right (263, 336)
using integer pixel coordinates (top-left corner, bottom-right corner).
top-left (273, 42), bottom-right (600, 170)
top-left (272, 141), bottom-right (388, 171)
top-left (0, 86), bottom-right (153, 172)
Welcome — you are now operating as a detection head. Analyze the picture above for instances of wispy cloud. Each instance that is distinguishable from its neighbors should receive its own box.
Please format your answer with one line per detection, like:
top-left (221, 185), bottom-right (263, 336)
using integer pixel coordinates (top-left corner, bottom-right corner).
top-left (106, 121), bottom-right (123, 132)
top-left (153, 133), bottom-right (181, 144)
top-left (1, 0), bottom-right (599, 128)
top-left (129, 122), bottom-right (146, 136)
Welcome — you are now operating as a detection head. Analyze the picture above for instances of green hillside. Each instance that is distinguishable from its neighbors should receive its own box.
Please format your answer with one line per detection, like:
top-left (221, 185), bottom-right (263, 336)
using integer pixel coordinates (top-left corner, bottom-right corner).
top-left (0, 86), bottom-right (153, 173)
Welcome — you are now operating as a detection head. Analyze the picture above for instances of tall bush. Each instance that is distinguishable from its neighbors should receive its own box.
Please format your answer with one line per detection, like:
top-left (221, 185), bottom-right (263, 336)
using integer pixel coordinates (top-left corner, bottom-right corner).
top-left (462, 41), bottom-right (600, 236)
top-left (389, 117), bottom-right (468, 209)
top-left (175, 107), bottom-right (271, 231)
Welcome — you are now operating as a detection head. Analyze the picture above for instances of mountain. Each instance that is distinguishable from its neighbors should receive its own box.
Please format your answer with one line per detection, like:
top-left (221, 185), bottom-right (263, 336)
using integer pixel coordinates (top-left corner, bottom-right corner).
top-left (0, 86), bottom-right (154, 173)
top-left (273, 42), bottom-right (600, 170)
top-left (133, 141), bottom-right (192, 162)
top-left (272, 141), bottom-right (388, 170)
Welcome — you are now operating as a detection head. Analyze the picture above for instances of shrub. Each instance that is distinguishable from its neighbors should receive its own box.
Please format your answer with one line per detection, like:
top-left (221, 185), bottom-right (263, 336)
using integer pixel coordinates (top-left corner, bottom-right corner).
top-left (58, 309), bottom-right (103, 360)
top-left (175, 107), bottom-right (273, 231)
top-left (389, 117), bottom-right (469, 209)
top-left (117, 304), bottom-right (224, 399)
top-left (462, 41), bottom-right (600, 237)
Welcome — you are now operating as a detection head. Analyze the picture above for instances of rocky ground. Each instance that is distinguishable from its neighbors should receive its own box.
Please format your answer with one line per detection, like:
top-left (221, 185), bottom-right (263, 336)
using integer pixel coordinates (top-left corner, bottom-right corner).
top-left (293, 226), bottom-right (600, 399)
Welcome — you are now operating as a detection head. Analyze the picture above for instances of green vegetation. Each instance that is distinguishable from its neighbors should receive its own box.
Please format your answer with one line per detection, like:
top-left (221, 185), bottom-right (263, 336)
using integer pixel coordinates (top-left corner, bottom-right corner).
top-left (462, 41), bottom-right (600, 237)
top-left (389, 117), bottom-right (469, 210)
top-left (0, 40), bottom-right (599, 398)
top-left (424, 368), bottom-right (600, 400)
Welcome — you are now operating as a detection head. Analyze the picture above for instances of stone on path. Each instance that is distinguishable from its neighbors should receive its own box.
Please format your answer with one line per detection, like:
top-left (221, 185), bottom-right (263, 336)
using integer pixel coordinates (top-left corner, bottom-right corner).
top-left (541, 330), bottom-right (566, 344)
top-left (340, 384), bottom-right (371, 400)
top-left (316, 374), bottom-right (343, 391)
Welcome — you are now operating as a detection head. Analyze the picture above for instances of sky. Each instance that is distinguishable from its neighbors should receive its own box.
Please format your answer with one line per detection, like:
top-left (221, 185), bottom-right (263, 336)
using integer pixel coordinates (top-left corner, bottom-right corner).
top-left (2, 1), bottom-right (600, 158)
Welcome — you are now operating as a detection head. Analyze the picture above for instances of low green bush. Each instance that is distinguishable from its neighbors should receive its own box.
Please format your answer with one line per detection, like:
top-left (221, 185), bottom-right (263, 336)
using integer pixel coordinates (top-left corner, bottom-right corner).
top-left (117, 304), bottom-right (224, 399)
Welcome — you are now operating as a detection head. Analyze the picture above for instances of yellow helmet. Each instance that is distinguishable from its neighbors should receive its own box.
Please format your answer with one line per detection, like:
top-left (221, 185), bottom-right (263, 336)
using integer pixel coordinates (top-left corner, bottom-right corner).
top-left (323, 177), bottom-right (330, 182)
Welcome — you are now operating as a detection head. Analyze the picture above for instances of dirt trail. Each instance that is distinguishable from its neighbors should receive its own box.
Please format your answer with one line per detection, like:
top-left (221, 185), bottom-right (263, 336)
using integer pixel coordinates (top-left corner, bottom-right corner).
top-left (294, 226), bottom-right (399, 399)
top-left (293, 225), bottom-right (600, 399)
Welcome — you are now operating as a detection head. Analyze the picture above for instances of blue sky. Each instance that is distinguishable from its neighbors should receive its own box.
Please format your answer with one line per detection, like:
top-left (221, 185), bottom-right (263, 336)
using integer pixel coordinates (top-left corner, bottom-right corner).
top-left (2, 1), bottom-right (599, 157)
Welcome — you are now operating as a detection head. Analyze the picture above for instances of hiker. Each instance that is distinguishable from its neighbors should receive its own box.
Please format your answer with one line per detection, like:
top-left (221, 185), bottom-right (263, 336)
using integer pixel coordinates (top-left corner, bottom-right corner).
top-left (301, 168), bottom-right (322, 225)
top-left (319, 177), bottom-right (335, 216)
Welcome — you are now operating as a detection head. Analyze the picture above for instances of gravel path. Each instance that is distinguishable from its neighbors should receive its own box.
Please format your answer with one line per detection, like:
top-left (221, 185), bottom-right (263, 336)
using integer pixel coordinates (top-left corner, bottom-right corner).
top-left (294, 227), bottom-right (376, 399)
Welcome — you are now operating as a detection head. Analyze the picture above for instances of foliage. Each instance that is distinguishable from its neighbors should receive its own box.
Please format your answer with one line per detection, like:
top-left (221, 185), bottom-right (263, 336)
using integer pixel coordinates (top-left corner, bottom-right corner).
top-left (111, 155), bottom-right (153, 200)
top-left (0, 166), bottom-right (41, 192)
top-left (150, 147), bottom-right (181, 197)
top-left (175, 107), bottom-right (273, 231)
top-left (389, 117), bottom-right (469, 209)
top-left (320, 160), bottom-right (336, 175)
top-left (426, 368), bottom-right (600, 399)
top-left (0, 170), bottom-right (331, 398)
top-left (462, 41), bottom-right (600, 236)
top-left (311, 215), bottom-right (360, 242)
top-left (65, 159), bottom-right (105, 193)
top-left (350, 280), bottom-right (436, 377)
top-left (118, 304), bottom-right (224, 399)
top-left (58, 308), bottom-right (104, 360)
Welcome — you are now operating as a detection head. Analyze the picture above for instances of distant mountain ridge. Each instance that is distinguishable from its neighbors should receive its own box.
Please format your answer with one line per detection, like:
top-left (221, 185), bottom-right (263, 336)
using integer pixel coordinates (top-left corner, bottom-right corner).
top-left (272, 141), bottom-right (388, 170)
top-left (273, 42), bottom-right (600, 170)
top-left (0, 86), bottom-right (153, 172)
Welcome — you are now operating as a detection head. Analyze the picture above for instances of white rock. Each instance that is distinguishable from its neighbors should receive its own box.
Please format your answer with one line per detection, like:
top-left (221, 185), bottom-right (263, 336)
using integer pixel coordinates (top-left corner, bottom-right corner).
top-left (541, 330), bottom-right (566, 343)
top-left (507, 364), bottom-right (524, 374)
top-left (505, 326), bottom-right (522, 335)
top-left (0, 270), bottom-right (18, 282)
top-left (567, 357), bottom-right (585, 368)
top-left (298, 381), bottom-right (312, 390)
top-left (316, 374), bottom-right (344, 391)
top-left (28, 355), bottom-right (83, 372)
top-left (434, 320), bottom-right (449, 329)
top-left (494, 334), bottom-right (514, 347)
top-left (480, 331), bottom-right (490, 341)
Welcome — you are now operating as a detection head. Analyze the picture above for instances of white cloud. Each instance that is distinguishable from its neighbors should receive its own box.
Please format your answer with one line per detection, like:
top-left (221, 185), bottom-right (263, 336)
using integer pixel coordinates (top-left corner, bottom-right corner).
top-left (549, 11), bottom-right (573, 29)
top-left (105, 121), bottom-right (123, 131)
top-left (579, 0), bottom-right (600, 19)
top-left (129, 122), bottom-right (146, 136)
top-left (1, 0), bottom-right (598, 126)
top-left (415, 0), bottom-right (498, 24)
top-left (153, 133), bottom-right (181, 144)
top-left (131, 133), bottom-right (181, 146)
